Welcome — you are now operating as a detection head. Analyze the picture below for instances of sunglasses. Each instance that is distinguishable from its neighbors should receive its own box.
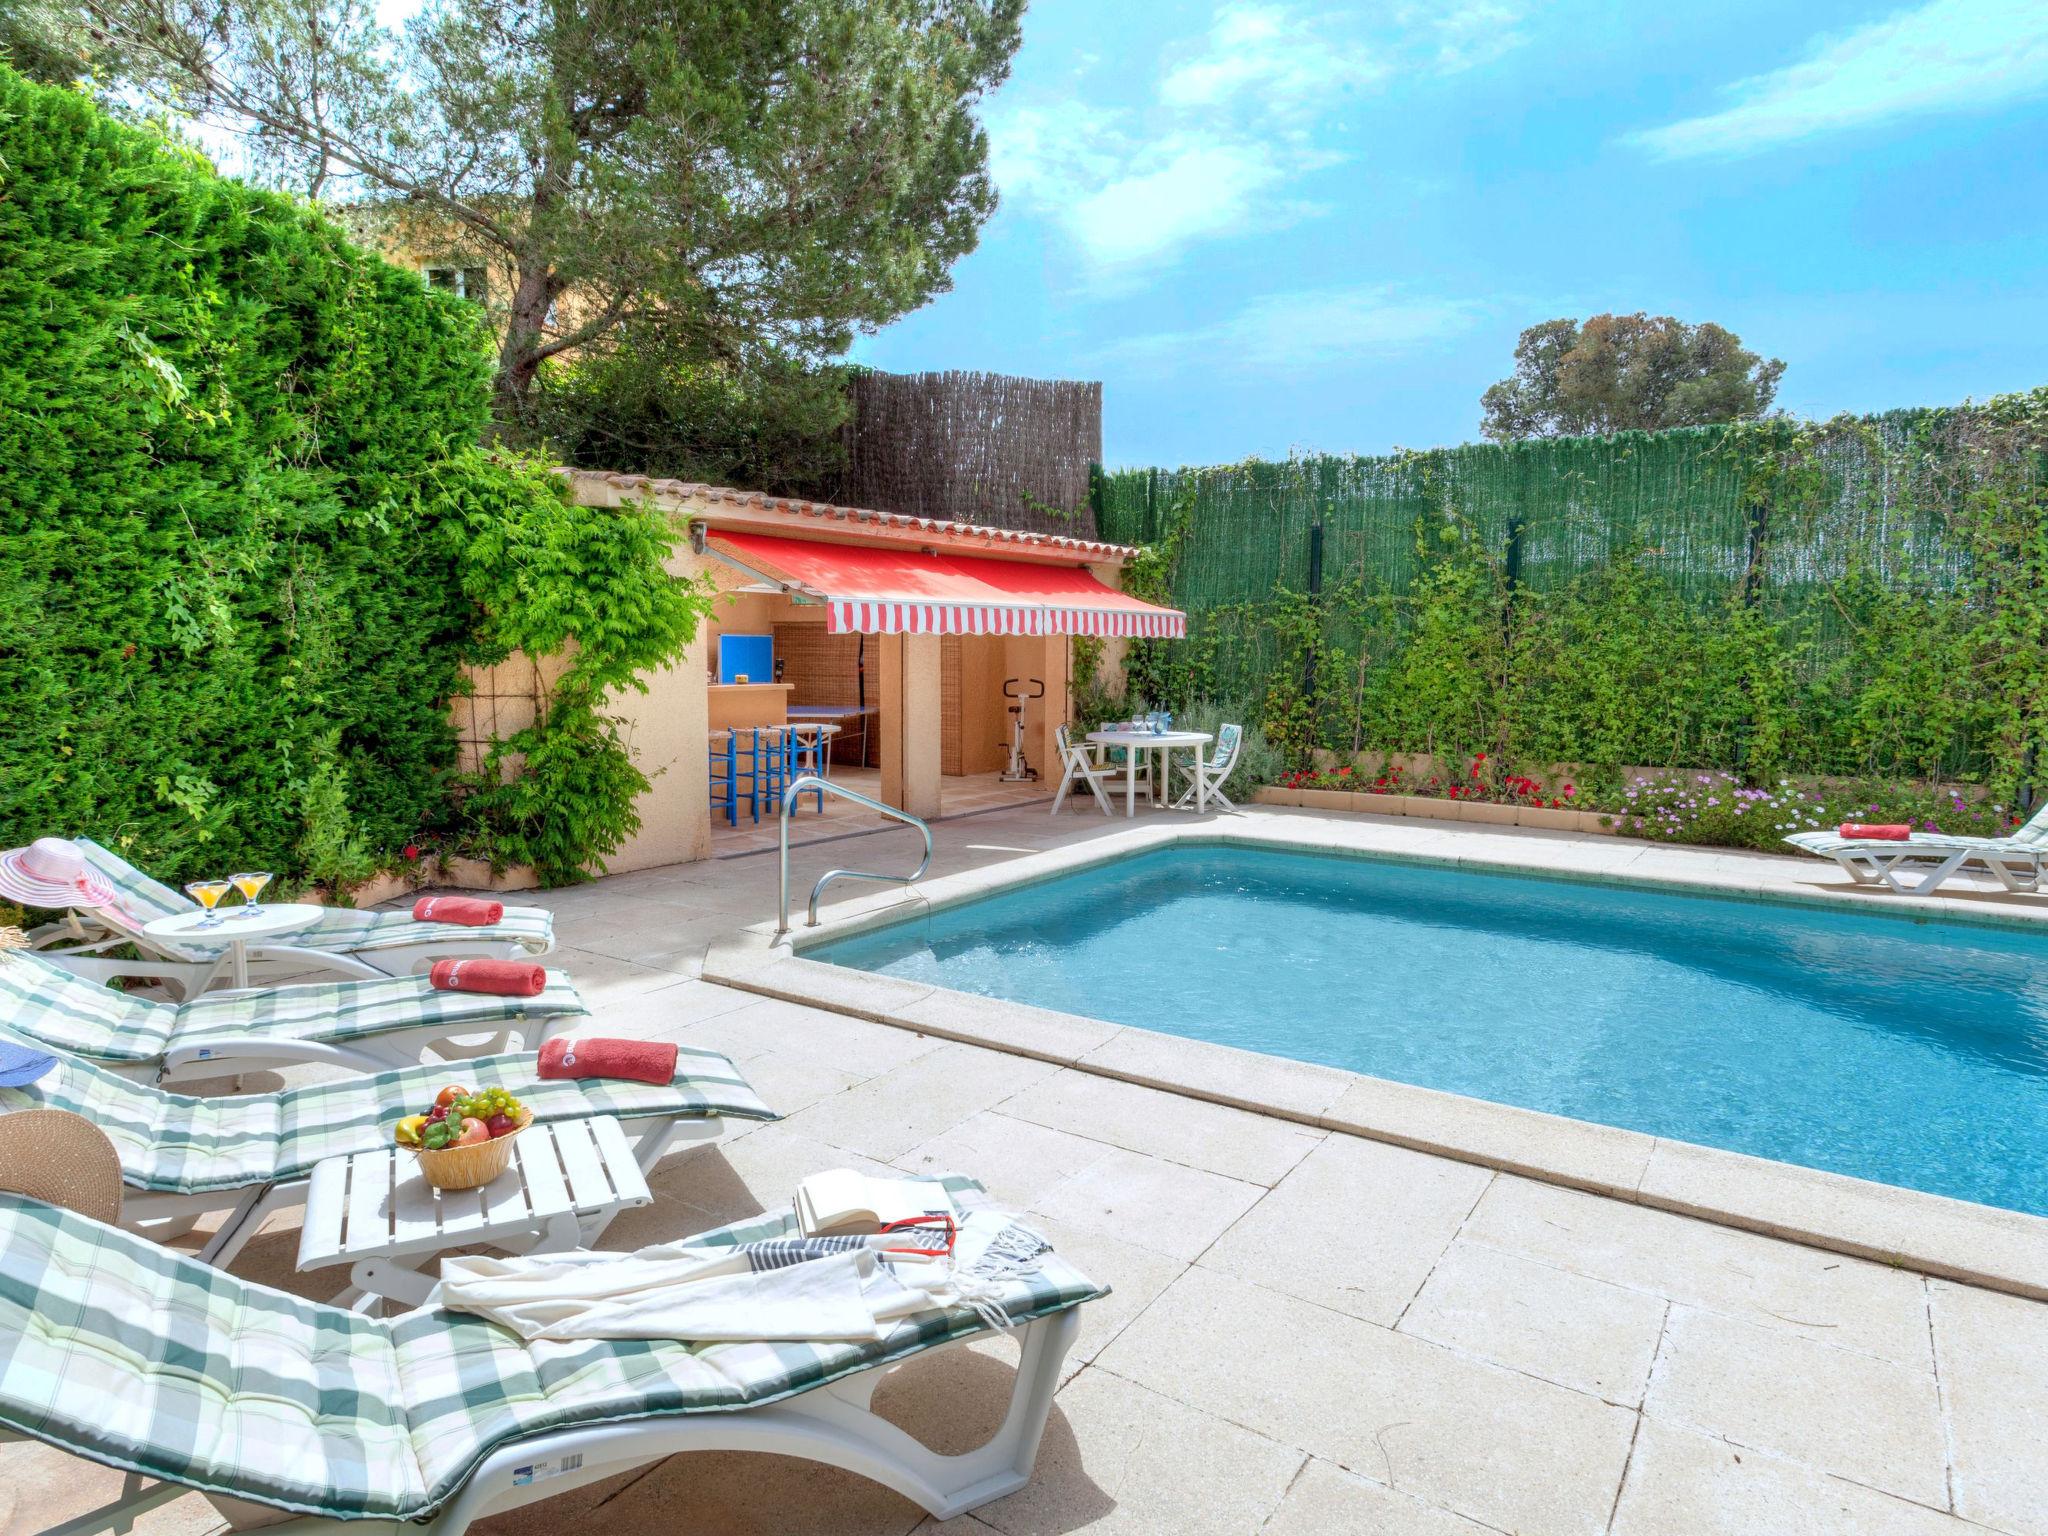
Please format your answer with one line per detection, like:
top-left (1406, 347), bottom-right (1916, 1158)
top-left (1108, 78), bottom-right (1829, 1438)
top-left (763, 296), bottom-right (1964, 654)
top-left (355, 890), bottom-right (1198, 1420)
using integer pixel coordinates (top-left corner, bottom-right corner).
top-left (877, 1212), bottom-right (957, 1257)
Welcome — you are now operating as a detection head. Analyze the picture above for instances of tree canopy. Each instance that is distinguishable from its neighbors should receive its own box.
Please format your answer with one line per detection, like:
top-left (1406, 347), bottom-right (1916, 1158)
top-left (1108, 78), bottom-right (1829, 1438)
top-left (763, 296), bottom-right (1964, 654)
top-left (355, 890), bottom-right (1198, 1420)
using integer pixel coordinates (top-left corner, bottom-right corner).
top-left (1480, 313), bottom-right (1785, 441)
top-left (70, 0), bottom-right (1023, 430)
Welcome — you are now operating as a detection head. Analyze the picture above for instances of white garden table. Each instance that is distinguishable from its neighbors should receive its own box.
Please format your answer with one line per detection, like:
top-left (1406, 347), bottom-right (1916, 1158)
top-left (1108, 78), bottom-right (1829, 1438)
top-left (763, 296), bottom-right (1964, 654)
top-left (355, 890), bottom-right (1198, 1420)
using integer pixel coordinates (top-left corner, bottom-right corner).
top-left (142, 902), bottom-right (321, 990)
top-left (1085, 729), bottom-right (1215, 817)
top-left (296, 1115), bottom-right (652, 1310)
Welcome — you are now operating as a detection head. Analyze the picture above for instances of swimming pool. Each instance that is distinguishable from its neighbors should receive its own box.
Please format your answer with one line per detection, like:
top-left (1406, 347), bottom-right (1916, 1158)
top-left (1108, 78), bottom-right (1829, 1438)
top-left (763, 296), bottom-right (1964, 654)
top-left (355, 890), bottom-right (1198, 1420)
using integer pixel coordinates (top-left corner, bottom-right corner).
top-left (812, 844), bottom-right (2048, 1216)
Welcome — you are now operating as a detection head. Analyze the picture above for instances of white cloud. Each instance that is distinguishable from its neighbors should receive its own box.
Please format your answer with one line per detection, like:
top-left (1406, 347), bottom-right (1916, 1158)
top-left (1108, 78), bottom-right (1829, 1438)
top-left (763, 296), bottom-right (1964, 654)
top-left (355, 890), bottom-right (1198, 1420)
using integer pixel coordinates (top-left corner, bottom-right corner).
top-left (1094, 285), bottom-right (1490, 374)
top-left (1158, 4), bottom-right (1384, 116)
top-left (987, 2), bottom-right (1526, 279)
top-left (1628, 0), bottom-right (2048, 159)
top-left (1415, 3), bottom-right (1529, 73)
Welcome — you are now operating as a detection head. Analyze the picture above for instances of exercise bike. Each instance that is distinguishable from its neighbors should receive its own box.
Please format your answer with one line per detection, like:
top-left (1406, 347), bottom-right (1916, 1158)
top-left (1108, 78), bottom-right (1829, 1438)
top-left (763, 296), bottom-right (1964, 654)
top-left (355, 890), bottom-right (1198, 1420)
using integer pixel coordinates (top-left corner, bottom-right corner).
top-left (1001, 677), bottom-right (1044, 782)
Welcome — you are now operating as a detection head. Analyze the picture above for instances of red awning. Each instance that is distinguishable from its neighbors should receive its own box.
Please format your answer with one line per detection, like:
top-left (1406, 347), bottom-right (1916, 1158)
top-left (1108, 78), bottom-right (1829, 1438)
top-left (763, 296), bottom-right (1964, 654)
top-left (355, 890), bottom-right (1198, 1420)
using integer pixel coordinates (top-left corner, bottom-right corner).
top-left (706, 531), bottom-right (1186, 638)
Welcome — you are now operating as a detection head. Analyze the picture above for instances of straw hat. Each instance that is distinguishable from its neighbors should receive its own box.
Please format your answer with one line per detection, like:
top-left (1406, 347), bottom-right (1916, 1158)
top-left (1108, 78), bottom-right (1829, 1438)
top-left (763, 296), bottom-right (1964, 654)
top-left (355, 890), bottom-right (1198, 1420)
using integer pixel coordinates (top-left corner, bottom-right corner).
top-left (0, 1109), bottom-right (123, 1224)
top-left (0, 837), bottom-right (116, 910)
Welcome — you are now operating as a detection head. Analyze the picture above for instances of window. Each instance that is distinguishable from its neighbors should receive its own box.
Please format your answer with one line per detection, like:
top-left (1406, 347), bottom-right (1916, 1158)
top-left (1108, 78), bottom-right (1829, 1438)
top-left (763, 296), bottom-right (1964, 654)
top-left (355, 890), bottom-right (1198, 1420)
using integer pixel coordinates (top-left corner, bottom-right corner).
top-left (423, 266), bottom-right (488, 303)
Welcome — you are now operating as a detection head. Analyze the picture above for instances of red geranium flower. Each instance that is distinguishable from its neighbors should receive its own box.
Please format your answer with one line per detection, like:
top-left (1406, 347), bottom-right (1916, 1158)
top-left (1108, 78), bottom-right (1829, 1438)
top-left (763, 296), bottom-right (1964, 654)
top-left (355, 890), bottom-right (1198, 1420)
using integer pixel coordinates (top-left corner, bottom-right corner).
top-left (402, 844), bottom-right (421, 861)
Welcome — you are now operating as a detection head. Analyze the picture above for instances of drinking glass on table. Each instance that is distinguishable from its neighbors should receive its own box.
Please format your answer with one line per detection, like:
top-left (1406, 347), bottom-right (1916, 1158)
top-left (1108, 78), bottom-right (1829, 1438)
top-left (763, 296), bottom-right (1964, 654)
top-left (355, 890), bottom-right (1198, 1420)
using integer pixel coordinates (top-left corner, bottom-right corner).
top-left (184, 879), bottom-right (233, 929)
top-left (228, 871), bottom-right (274, 917)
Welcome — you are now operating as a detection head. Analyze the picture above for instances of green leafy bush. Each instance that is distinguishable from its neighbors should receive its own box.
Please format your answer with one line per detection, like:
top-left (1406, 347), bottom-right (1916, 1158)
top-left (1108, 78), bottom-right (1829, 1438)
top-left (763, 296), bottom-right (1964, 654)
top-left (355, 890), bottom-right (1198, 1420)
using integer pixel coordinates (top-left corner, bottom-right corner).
top-left (0, 66), bottom-right (701, 889)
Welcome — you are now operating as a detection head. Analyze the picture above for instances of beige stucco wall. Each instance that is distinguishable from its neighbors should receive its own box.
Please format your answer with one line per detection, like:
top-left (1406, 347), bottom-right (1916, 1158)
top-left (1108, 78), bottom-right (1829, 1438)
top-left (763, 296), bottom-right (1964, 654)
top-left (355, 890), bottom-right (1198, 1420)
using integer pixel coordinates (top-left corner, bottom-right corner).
top-left (455, 479), bottom-right (1143, 882)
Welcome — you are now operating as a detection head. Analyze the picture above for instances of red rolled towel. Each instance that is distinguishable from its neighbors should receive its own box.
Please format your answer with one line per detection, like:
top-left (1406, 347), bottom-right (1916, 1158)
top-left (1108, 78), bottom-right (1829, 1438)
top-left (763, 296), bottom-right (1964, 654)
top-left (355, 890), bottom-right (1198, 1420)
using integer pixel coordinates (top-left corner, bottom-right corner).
top-left (538, 1036), bottom-right (678, 1085)
top-left (429, 958), bottom-right (547, 997)
top-left (1840, 823), bottom-right (1912, 841)
top-left (413, 895), bottom-right (505, 926)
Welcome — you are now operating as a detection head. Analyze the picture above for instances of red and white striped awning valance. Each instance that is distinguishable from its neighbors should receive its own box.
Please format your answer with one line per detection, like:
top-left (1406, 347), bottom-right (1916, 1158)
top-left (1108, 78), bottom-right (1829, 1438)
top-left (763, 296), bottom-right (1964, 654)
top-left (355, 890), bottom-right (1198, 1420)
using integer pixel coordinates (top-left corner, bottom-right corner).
top-left (706, 531), bottom-right (1186, 639)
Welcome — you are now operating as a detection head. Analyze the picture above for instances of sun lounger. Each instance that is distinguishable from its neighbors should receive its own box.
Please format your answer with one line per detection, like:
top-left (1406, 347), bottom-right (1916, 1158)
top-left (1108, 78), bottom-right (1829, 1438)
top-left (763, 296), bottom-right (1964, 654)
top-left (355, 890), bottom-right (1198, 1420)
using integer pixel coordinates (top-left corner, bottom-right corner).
top-left (0, 1032), bottom-right (775, 1267)
top-left (1785, 800), bottom-right (2048, 895)
top-left (30, 836), bottom-right (554, 995)
top-left (0, 1175), bottom-right (1102, 1531)
top-left (0, 948), bottom-right (585, 1082)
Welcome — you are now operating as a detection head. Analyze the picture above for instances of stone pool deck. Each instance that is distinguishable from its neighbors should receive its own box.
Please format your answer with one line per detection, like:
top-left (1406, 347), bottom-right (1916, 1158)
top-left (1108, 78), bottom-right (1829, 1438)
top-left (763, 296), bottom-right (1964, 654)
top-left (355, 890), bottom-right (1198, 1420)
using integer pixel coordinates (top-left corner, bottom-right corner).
top-left (7, 804), bottom-right (2048, 1536)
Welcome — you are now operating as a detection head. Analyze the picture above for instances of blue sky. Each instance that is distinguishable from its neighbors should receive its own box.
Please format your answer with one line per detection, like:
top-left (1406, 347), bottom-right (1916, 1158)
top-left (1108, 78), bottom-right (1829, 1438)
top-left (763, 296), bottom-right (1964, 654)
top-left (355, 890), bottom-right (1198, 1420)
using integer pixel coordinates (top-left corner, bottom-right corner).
top-left (848, 0), bottom-right (2048, 468)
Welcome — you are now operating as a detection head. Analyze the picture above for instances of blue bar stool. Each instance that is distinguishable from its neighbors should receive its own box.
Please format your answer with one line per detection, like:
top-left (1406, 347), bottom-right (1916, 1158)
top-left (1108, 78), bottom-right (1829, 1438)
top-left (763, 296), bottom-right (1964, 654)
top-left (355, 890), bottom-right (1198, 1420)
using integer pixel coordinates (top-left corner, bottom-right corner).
top-left (709, 730), bottom-right (747, 826)
top-left (750, 726), bottom-right (787, 820)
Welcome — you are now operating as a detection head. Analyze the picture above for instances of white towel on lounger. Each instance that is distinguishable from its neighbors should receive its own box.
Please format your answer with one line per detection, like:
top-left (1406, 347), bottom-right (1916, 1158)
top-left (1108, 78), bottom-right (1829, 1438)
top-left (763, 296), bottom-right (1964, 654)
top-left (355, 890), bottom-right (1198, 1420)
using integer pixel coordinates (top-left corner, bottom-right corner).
top-left (435, 1211), bottom-right (1051, 1343)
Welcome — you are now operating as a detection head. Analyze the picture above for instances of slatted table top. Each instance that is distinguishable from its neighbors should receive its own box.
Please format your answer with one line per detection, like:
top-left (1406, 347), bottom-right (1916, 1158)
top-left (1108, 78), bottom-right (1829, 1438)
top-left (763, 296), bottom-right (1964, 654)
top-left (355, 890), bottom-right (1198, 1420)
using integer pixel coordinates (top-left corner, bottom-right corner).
top-left (296, 1116), bottom-right (652, 1271)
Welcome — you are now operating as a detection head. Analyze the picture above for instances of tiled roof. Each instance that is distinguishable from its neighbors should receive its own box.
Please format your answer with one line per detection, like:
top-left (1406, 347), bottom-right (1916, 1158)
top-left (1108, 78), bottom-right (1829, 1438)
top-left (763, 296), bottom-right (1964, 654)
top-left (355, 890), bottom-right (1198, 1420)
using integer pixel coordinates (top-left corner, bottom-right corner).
top-left (558, 469), bottom-right (1143, 563)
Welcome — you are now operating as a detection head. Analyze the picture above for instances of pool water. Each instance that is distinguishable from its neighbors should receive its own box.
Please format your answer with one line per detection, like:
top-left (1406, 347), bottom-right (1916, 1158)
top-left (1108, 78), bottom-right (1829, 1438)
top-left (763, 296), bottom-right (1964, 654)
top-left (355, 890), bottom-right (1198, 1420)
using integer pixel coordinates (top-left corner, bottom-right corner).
top-left (812, 845), bottom-right (2048, 1216)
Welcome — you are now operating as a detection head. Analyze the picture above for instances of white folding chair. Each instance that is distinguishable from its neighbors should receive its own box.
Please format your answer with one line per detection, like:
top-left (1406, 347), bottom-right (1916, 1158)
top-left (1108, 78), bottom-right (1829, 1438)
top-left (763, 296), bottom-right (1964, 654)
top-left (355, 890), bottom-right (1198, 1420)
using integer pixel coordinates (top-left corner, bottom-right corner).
top-left (1051, 725), bottom-right (1117, 816)
top-left (1173, 723), bottom-right (1244, 811)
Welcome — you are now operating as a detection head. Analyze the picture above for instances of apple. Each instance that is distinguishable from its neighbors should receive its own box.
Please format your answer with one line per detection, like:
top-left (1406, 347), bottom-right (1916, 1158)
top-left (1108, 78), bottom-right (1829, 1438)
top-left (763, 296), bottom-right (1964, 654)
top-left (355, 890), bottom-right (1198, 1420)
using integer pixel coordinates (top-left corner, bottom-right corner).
top-left (434, 1085), bottom-right (469, 1110)
top-left (455, 1116), bottom-right (491, 1147)
top-left (486, 1111), bottom-right (517, 1138)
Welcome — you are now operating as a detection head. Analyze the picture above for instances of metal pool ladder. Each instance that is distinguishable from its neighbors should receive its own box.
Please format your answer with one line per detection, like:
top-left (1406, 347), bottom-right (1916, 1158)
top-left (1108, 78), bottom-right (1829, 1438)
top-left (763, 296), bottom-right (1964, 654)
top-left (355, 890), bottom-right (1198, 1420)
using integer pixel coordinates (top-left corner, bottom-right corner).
top-left (777, 775), bottom-right (933, 936)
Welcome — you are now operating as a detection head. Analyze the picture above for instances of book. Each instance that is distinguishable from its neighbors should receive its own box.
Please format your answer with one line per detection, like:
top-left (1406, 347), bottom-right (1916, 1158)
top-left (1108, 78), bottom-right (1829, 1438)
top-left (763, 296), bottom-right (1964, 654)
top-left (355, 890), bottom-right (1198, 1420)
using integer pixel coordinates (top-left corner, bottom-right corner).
top-left (793, 1170), bottom-right (956, 1237)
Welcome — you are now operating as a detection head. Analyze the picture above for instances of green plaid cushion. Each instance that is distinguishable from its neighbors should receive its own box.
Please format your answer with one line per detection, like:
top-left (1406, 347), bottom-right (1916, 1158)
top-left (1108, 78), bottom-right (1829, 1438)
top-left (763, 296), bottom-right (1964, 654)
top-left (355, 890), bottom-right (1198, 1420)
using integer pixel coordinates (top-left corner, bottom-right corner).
top-left (0, 1192), bottom-right (427, 1518)
top-left (0, 1036), bottom-right (775, 1194)
top-left (0, 1178), bottom-right (1104, 1521)
top-left (0, 952), bottom-right (585, 1066)
top-left (72, 837), bottom-right (554, 961)
top-left (168, 969), bottom-right (587, 1053)
top-left (0, 953), bottom-right (173, 1062)
top-left (283, 904), bottom-right (555, 958)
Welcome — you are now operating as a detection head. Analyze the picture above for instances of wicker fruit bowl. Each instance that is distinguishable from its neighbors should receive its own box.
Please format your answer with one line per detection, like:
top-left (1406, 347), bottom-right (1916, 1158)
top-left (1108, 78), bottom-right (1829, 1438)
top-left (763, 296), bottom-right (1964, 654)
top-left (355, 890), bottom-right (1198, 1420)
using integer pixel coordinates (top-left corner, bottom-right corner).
top-left (394, 1084), bottom-right (533, 1191)
top-left (413, 1110), bottom-right (532, 1190)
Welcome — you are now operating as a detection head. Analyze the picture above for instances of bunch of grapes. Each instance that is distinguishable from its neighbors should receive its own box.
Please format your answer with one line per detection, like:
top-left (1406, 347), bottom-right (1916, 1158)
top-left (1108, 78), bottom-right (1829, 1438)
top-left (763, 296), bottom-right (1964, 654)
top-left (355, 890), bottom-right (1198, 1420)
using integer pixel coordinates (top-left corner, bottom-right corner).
top-left (455, 1085), bottom-right (522, 1122)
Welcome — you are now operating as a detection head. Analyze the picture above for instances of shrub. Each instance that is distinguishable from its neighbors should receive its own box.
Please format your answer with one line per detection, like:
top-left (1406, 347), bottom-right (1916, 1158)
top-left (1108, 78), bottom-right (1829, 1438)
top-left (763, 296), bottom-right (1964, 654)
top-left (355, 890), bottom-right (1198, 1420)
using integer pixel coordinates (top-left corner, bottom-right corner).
top-left (1594, 772), bottom-right (2013, 850)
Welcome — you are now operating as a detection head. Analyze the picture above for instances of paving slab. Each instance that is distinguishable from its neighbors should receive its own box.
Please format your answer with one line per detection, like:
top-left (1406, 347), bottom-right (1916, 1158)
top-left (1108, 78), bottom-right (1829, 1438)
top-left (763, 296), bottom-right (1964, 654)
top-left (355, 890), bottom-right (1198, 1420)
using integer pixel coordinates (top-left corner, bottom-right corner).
top-left (1929, 1278), bottom-right (2048, 1536)
top-left (951, 1368), bottom-right (1302, 1536)
top-left (1029, 1146), bottom-right (1266, 1262)
top-left (998, 1069), bottom-right (1325, 1186)
top-left (1643, 1306), bottom-right (1948, 1507)
top-left (1462, 1175), bottom-right (1934, 1366)
top-left (892, 1109), bottom-right (1116, 1211)
top-left (1200, 1134), bottom-right (1491, 1326)
top-left (782, 1041), bottom-right (1061, 1160)
top-left (1096, 1265), bottom-right (1638, 1536)
top-left (1611, 1420), bottom-right (1982, 1536)
top-left (1399, 1239), bottom-right (1667, 1405)
top-left (1258, 1458), bottom-right (1503, 1536)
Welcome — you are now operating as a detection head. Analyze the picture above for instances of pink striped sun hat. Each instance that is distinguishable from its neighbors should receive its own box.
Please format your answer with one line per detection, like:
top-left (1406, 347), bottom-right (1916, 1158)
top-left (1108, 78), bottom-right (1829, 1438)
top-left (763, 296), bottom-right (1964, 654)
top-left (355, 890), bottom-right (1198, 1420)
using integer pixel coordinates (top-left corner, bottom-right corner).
top-left (0, 838), bottom-right (118, 910)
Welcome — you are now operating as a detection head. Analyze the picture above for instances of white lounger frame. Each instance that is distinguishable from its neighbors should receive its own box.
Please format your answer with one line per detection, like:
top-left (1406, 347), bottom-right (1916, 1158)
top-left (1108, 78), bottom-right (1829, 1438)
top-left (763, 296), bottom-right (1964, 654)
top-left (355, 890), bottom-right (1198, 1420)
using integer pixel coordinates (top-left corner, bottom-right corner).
top-left (1812, 839), bottom-right (2042, 896)
top-left (113, 1010), bottom-right (574, 1087)
top-left (121, 1114), bottom-right (720, 1273)
top-left (32, 909), bottom-right (543, 1000)
top-left (13, 1306), bottom-right (1082, 1536)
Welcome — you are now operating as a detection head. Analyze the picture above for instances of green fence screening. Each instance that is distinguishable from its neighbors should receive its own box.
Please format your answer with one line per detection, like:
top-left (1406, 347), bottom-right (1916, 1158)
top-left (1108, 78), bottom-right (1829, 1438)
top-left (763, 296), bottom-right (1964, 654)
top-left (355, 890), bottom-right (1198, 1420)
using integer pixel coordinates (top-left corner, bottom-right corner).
top-left (1095, 399), bottom-right (2048, 790)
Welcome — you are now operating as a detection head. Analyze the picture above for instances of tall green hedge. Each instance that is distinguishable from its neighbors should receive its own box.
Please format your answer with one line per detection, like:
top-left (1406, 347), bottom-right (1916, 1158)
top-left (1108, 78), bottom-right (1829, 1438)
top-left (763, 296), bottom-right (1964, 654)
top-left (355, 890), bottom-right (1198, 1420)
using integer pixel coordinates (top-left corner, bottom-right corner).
top-left (0, 66), bottom-right (503, 885)
top-left (1100, 400), bottom-right (2048, 793)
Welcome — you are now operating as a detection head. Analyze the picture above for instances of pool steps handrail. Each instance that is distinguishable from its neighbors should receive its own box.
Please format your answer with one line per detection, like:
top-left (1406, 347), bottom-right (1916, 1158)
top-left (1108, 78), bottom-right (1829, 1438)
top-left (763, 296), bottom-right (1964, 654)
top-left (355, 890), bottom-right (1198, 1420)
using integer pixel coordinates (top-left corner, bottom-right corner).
top-left (777, 775), bottom-right (933, 936)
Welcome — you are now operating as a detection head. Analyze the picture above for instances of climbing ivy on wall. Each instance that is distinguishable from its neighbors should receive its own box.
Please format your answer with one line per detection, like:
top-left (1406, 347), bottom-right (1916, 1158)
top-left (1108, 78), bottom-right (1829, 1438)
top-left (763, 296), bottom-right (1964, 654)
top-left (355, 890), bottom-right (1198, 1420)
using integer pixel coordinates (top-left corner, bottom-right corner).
top-left (1098, 395), bottom-right (2048, 797)
top-left (439, 452), bottom-right (712, 883)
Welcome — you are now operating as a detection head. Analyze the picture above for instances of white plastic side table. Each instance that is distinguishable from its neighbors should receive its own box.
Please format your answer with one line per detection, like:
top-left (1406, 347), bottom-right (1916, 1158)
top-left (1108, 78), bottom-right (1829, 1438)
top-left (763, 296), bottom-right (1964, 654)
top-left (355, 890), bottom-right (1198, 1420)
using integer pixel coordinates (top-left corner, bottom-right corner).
top-left (296, 1115), bottom-right (652, 1309)
top-left (141, 903), bottom-right (322, 990)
